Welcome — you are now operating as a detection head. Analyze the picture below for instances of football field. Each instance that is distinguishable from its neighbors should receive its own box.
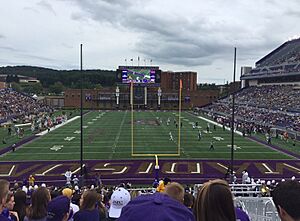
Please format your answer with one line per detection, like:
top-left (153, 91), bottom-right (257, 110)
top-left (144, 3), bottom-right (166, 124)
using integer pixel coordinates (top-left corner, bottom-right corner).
top-left (0, 110), bottom-right (296, 161)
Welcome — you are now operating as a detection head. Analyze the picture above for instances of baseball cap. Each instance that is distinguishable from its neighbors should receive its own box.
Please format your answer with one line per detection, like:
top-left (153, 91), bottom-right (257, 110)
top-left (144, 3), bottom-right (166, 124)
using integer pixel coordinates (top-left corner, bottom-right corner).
top-left (118, 192), bottom-right (195, 221)
top-left (62, 188), bottom-right (73, 198)
top-left (109, 187), bottom-right (131, 218)
top-left (47, 195), bottom-right (70, 221)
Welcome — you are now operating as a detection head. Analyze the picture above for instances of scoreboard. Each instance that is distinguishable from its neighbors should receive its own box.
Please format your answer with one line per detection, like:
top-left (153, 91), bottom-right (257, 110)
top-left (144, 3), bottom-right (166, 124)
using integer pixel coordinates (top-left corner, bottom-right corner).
top-left (116, 66), bottom-right (161, 84)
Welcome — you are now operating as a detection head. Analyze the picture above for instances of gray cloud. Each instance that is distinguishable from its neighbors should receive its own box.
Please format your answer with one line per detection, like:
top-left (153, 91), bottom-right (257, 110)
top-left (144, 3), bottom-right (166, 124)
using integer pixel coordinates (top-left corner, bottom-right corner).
top-left (0, 46), bottom-right (22, 52)
top-left (23, 6), bottom-right (40, 14)
top-left (284, 9), bottom-right (300, 18)
top-left (68, 0), bottom-right (290, 67)
top-left (2, 0), bottom-right (299, 82)
top-left (61, 43), bottom-right (73, 49)
top-left (18, 53), bottom-right (59, 62)
top-left (37, 0), bottom-right (56, 15)
top-left (68, 1), bottom-right (225, 66)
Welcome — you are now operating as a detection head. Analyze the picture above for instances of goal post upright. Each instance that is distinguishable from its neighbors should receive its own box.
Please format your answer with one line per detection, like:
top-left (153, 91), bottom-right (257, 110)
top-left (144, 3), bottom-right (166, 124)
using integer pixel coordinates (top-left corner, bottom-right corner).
top-left (178, 79), bottom-right (182, 155)
top-left (131, 81), bottom-right (134, 156)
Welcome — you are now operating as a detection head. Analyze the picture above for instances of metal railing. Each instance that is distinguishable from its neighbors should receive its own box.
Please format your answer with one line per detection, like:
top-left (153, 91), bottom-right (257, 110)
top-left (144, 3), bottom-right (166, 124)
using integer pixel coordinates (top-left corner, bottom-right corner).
top-left (235, 197), bottom-right (279, 221)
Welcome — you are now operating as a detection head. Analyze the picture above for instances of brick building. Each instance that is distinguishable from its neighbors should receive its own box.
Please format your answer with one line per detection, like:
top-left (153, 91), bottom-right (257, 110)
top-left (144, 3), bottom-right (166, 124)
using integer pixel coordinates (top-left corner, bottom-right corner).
top-left (161, 71), bottom-right (197, 91)
top-left (64, 69), bottom-right (219, 109)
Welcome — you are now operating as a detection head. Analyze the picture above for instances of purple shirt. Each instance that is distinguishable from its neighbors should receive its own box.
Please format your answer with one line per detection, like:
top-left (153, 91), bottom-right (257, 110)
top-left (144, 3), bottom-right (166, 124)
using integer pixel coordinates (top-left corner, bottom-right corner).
top-left (235, 207), bottom-right (250, 221)
top-left (73, 209), bottom-right (99, 221)
top-left (0, 214), bottom-right (10, 221)
top-left (119, 192), bottom-right (195, 221)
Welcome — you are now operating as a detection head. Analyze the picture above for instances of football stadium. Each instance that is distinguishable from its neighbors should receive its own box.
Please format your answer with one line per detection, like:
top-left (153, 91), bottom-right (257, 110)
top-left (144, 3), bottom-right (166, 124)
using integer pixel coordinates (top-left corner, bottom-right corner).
top-left (0, 38), bottom-right (299, 220)
top-left (1, 2), bottom-right (300, 219)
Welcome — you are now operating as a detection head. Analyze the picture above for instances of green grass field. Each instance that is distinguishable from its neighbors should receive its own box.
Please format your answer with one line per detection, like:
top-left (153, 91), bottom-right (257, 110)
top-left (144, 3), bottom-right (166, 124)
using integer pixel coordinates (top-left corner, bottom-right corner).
top-left (0, 110), bottom-right (298, 161)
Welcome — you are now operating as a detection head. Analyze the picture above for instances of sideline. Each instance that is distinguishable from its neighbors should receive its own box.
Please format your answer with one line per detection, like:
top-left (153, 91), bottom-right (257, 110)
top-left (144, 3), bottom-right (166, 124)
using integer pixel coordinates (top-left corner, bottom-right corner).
top-left (187, 112), bottom-right (243, 136)
top-left (189, 112), bottom-right (297, 159)
top-left (0, 113), bottom-right (88, 156)
top-left (36, 116), bottom-right (81, 136)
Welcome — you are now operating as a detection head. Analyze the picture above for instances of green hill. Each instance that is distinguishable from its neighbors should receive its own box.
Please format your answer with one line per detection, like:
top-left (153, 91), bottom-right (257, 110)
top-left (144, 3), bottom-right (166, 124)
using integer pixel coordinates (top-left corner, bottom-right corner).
top-left (0, 65), bottom-right (116, 88)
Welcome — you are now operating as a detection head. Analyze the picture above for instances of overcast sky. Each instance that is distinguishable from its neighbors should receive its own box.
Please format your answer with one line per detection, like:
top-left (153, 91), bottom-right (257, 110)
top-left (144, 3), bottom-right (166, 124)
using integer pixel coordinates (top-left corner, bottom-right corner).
top-left (0, 0), bottom-right (299, 84)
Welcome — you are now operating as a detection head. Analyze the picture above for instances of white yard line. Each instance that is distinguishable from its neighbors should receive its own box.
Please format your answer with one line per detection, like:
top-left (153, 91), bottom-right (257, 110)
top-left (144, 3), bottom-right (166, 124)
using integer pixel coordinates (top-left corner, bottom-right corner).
top-left (36, 116), bottom-right (81, 136)
top-left (187, 112), bottom-right (242, 136)
top-left (109, 111), bottom-right (127, 159)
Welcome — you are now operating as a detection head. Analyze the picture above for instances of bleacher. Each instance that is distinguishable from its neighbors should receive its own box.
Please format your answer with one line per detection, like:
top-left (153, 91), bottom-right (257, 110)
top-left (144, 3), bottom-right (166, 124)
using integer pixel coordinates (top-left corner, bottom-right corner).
top-left (0, 88), bottom-right (51, 122)
top-left (202, 85), bottom-right (300, 133)
top-left (241, 38), bottom-right (300, 81)
top-left (256, 38), bottom-right (300, 67)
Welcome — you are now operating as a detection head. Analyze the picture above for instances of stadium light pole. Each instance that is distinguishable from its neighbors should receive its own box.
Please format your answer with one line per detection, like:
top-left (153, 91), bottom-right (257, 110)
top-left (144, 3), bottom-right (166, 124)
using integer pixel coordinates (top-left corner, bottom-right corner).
top-left (80, 44), bottom-right (84, 177)
top-left (230, 47), bottom-right (237, 182)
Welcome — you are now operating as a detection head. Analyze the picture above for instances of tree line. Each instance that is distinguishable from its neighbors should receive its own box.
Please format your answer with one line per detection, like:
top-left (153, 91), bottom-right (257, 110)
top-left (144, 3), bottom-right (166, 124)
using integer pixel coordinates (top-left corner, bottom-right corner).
top-left (0, 66), bottom-right (116, 95)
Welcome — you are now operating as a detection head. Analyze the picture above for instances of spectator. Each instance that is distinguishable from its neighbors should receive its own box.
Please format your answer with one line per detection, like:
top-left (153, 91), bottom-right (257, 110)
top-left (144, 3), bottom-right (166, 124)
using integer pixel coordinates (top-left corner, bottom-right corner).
top-left (118, 191), bottom-right (195, 221)
top-left (0, 89), bottom-right (53, 122)
top-left (61, 188), bottom-right (79, 221)
top-left (201, 85), bottom-right (300, 133)
top-left (183, 193), bottom-right (194, 212)
top-left (28, 176), bottom-right (35, 187)
top-left (73, 190), bottom-right (99, 221)
top-left (24, 187), bottom-right (51, 221)
top-left (163, 182), bottom-right (184, 203)
top-left (94, 173), bottom-right (102, 187)
top-left (194, 179), bottom-right (236, 221)
top-left (0, 179), bottom-right (10, 221)
top-left (64, 170), bottom-right (72, 186)
top-left (129, 190), bottom-right (140, 200)
top-left (108, 188), bottom-right (130, 220)
top-left (235, 207), bottom-right (250, 221)
top-left (72, 176), bottom-right (79, 187)
top-left (242, 170), bottom-right (249, 184)
top-left (272, 180), bottom-right (300, 221)
top-left (156, 177), bottom-right (171, 193)
top-left (96, 194), bottom-right (107, 221)
top-left (13, 190), bottom-right (27, 221)
top-left (46, 196), bottom-right (70, 221)
top-left (4, 192), bottom-right (18, 221)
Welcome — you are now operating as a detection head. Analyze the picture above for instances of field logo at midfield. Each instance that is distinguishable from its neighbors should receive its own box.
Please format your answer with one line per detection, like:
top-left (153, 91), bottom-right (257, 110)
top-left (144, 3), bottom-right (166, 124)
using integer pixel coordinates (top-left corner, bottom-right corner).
top-left (64, 137), bottom-right (75, 141)
top-left (213, 137), bottom-right (224, 141)
top-left (50, 145), bottom-right (63, 151)
top-left (227, 144), bottom-right (241, 150)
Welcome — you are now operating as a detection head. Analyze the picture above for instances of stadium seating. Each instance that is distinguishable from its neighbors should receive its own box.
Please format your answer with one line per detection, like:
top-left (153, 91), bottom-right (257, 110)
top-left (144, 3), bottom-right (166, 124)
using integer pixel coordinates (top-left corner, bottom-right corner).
top-left (243, 38), bottom-right (300, 78)
top-left (0, 88), bottom-right (51, 121)
top-left (256, 38), bottom-right (300, 67)
top-left (202, 85), bottom-right (300, 132)
top-left (1, 178), bottom-right (287, 221)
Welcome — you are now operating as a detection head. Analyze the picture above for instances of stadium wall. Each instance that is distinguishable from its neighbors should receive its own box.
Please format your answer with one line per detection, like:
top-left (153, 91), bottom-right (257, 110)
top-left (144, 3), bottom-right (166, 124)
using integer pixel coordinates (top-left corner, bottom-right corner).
top-left (43, 95), bottom-right (64, 108)
top-left (64, 88), bottom-right (218, 110)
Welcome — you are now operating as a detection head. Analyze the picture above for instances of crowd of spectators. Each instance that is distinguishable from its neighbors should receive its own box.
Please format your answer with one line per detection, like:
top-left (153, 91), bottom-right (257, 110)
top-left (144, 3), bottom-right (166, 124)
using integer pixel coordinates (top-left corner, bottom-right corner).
top-left (0, 89), bottom-right (52, 123)
top-left (0, 175), bottom-right (300, 221)
top-left (202, 85), bottom-right (300, 133)
top-left (246, 38), bottom-right (300, 77)
top-left (256, 39), bottom-right (300, 67)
